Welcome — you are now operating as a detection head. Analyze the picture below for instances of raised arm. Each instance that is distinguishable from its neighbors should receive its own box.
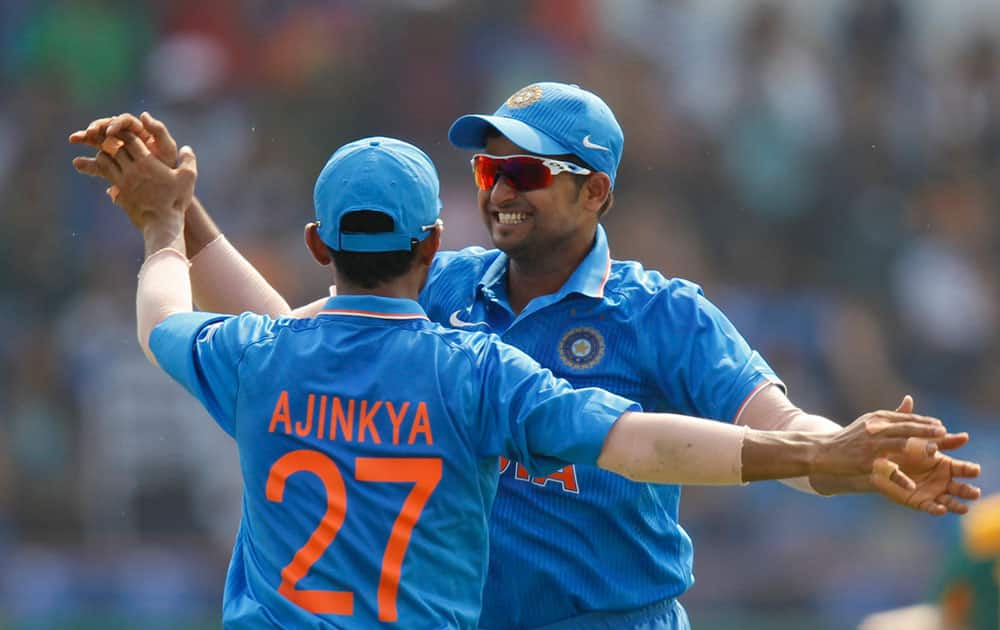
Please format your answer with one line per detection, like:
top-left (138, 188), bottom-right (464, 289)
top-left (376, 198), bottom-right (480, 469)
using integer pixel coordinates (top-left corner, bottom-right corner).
top-left (70, 131), bottom-right (199, 362)
top-left (70, 112), bottom-right (323, 318)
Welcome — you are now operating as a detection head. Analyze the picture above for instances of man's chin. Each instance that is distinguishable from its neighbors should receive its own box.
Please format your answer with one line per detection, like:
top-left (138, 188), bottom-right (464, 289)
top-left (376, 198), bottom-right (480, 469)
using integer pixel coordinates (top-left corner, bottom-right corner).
top-left (489, 226), bottom-right (527, 253)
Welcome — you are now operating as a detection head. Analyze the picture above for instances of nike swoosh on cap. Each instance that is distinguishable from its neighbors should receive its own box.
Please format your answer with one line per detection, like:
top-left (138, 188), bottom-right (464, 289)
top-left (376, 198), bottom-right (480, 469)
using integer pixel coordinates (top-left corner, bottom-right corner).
top-left (449, 309), bottom-right (488, 329)
top-left (582, 135), bottom-right (611, 152)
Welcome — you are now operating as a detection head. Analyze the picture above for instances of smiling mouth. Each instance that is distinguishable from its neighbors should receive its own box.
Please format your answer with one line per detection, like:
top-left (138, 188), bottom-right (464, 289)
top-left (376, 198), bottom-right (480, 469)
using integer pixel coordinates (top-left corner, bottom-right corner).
top-left (494, 211), bottom-right (531, 225)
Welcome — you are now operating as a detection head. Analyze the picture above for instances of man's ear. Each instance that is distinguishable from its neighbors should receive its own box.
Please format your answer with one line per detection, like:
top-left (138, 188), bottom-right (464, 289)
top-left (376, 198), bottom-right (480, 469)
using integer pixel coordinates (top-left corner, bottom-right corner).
top-left (415, 222), bottom-right (442, 266)
top-left (582, 172), bottom-right (612, 215)
top-left (304, 222), bottom-right (332, 266)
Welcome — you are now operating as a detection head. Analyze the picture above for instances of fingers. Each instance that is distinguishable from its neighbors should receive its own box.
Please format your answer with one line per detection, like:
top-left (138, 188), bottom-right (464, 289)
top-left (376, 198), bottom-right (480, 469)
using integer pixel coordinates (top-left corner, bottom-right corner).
top-left (875, 422), bottom-right (946, 440)
top-left (72, 156), bottom-right (105, 178)
top-left (101, 135), bottom-right (125, 158)
top-left (903, 437), bottom-right (936, 459)
top-left (888, 468), bottom-right (916, 492)
top-left (73, 152), bottom-right (121, 180)
top-left (916, 497), bottom-right (948, 517)
top-left (119, 130), bottom-right (152, 162)
top-left (936, 432), bottom-right (970, 451)
top-left (948, 457), bottom-right (981, 479)
top-left (95, 151), bottom-right (122, 177)
top-left (106, 186), bottom-right (120, 203)
top-left (947, 479), bottom-right (981, 500)
top-left (869, 470), bottom-right (909, 503)
top-left (878, 411), bottom-right (944, 426)
top-left (873, 458), bottom-right (915, 491)
top-left (894, 394), bottom-right (914, 414)
top-left (935, 494), bottom-right (969, 515)
top-left (864, 413), bottom-right (943, 436)
top-left (68, 116), bottom-right (114, 146)
top-left (141, 111), bottom-right (177, 151)
top-left (106, 113), bottom-right (147, 142)
top-left (177, 145), bottom-right (198, 180)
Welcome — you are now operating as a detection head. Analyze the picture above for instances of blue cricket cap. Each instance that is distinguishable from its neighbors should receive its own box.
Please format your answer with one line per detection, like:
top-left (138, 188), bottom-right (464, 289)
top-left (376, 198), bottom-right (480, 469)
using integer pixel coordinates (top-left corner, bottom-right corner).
top-left (314, 136), bottom-right (442, 252)
top-left (448, 82), bottom-right (624, 188)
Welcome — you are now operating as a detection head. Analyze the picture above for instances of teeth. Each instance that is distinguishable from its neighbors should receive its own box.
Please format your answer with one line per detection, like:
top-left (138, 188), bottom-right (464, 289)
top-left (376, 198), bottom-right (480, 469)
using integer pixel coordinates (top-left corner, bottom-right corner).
top-left (497, 212), bottom-right (529, 225)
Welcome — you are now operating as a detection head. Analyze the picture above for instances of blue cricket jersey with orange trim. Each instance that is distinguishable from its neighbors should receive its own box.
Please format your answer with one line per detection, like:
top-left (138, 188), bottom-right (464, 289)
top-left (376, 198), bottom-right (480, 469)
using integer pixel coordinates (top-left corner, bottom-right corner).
top-left (148, 294), bottom-right (636, 629)
top-left (419, 225), bottom-right (783, 629)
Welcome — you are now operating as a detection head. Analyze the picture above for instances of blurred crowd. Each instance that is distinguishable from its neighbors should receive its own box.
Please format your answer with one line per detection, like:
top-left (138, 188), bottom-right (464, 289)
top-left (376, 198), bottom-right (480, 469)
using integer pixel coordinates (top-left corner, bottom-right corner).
top-left (1, 0), bottom-right (998, 627)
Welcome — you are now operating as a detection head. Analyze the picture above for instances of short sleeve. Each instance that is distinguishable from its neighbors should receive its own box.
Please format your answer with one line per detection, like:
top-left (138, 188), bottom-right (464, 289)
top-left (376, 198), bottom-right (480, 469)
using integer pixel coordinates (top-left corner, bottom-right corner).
top-left (460, 333), bottom-right (639, 476)
top-left (640, 281), bottom-right (783, 422)
top-left (150, 311), bottom-right (273, 437)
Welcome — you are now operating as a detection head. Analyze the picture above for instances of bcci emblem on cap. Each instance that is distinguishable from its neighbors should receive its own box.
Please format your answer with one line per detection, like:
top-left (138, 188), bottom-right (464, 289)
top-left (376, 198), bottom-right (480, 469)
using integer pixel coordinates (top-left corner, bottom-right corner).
top-left (506, 85), bottom-right (543, 109)
top-left (559, 327), bottom-right (605, 370)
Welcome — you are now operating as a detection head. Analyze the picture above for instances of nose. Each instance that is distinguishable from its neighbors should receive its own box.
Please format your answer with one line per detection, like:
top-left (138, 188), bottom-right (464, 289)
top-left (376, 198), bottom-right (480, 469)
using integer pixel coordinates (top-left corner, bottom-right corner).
top-left (490, 175), bottom-right (518, 205)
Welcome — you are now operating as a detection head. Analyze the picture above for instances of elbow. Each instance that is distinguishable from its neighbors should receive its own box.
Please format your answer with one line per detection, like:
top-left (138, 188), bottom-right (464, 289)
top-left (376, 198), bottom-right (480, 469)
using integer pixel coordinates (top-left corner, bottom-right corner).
top-left (136, 307), bottom-right (182, 368)
top-left (136, 325), bottom-right (160, 368)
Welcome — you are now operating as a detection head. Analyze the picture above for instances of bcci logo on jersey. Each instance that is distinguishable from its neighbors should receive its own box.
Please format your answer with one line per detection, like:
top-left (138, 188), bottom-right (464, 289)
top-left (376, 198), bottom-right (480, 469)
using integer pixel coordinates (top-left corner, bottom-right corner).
top-left (558, 327), bottom-right (605, 370)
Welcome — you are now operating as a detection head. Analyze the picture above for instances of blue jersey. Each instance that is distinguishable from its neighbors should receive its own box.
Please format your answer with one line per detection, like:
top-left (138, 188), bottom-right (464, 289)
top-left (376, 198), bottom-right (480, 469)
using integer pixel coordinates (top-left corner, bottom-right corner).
top-left (420, 226), bottom-right (782, 629)
top-left (149, 294), bottom-right (636, 629)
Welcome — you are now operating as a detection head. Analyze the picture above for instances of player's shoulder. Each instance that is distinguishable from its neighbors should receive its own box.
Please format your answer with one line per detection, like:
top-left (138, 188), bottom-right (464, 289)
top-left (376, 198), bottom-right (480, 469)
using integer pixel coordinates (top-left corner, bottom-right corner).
top-left (424, 324), bottom-right (538, 373)
top-left (428, 247), bottom-right (502, 284)
top-left (210, 311), bottom-right (305, 349)
top-left (606, 258), bottom-right (706, 310)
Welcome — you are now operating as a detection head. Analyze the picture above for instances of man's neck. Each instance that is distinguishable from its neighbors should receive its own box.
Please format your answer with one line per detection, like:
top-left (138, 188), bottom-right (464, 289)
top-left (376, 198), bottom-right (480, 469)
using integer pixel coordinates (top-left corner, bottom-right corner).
top-left (506, 232), bottom-right (596, 314)
top-left (334, 275), bottom-right (423, 301)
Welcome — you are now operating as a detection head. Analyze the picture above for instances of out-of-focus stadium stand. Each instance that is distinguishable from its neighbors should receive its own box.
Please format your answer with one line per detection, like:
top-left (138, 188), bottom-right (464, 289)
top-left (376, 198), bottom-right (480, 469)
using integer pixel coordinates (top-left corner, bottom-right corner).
top-left (2, 1), bottom-right (997, 627)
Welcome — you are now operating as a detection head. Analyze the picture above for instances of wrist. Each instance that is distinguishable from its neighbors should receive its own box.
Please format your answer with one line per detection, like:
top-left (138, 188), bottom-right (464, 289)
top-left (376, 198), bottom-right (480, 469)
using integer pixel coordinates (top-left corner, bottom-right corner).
top-left (142, 215), bottom-right (186, 258)
top-left (808, 472), bottom-right (872, 496)
top-left (809, 433), bottom-right (839, 477)
top-left (741, 429), bottom-right (820, 482)
top-left (184, 197), bottom-right (222, 257)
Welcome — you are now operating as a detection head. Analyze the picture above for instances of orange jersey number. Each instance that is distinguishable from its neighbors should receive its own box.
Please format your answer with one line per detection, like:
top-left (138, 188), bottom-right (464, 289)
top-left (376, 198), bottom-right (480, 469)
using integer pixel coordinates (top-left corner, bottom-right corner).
top-left (266, 450), bottom-right (443, 622)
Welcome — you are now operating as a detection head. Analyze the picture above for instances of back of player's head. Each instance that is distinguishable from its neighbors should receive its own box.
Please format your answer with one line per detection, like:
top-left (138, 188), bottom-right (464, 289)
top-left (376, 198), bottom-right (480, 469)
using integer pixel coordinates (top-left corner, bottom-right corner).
top-left (448, 82), bottom-right (624, 189)
top-left (313, 137), bottom-right (442, 288)
top-left (314, 136), bottom-right (442, 253)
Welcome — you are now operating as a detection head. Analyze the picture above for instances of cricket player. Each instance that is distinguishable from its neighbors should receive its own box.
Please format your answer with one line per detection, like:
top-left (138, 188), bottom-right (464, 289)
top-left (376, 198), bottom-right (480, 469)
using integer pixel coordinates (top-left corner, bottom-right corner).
top-left (71, 94), bottom-right (981, 629)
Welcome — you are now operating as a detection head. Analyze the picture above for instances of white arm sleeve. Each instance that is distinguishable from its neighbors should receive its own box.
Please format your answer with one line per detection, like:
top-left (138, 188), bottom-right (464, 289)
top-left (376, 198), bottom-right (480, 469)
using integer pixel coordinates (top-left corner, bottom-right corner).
top-left (189, 234), bottom-right (292, 317)
top-left (736, 383), bottom-right (841, 494)
top-left (598, 412), bottom-right (749, 485)
top-left (136, 248), bottom-right (193, 366)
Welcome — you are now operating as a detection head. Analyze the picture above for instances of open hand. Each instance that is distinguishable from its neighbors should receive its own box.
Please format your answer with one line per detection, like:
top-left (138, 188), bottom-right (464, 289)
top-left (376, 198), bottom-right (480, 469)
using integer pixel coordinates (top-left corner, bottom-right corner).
top-left (813, 400), bottom-right (946, 487)
top-left (869, 396), bottom-right (982, 515)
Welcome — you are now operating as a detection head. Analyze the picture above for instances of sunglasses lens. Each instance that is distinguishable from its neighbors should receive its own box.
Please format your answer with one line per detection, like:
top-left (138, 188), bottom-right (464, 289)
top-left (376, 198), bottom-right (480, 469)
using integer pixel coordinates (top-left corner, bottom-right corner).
top-left (473, 155), bottom-right (498, 190)
top-left (472, 156), bottom-right (553, 192)
top-left (504, 157), bottom-right (552, 191)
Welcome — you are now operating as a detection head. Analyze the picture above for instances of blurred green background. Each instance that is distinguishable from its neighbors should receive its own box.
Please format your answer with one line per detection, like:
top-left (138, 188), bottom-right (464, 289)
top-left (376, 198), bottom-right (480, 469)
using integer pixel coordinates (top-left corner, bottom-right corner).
top-left (2, 0), bottom-right (999, 627)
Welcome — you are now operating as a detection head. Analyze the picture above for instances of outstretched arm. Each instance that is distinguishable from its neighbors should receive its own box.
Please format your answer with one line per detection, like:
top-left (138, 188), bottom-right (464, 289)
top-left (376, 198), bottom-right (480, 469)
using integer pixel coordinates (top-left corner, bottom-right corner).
top-left (595, 404), bottom-right (981, 507)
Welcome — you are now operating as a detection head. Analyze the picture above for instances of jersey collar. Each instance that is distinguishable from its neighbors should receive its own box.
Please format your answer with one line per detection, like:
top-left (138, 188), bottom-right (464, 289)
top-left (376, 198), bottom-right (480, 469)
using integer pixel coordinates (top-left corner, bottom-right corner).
top-left (318, 295), bottom-right (429, 320)
top-left (477, 224), bottom-right (612, 302)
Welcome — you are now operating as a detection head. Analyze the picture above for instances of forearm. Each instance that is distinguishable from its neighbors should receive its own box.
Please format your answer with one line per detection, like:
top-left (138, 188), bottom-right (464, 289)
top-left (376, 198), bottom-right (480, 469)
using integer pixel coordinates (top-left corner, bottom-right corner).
top-left (598, 412), bottom-right (824, 485)
top-left (188, 232), bottom-right (293, 317)
top-left (137, 220), bottom-right (192, 364)
top-left (183, 196), bottom-right (221, 257)
top-left (740, 428), bottom-right (821, 482)
top-left (749, 401), bottom-right (878, 496)
top-left (738, 383), bottom-right (842, 493)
